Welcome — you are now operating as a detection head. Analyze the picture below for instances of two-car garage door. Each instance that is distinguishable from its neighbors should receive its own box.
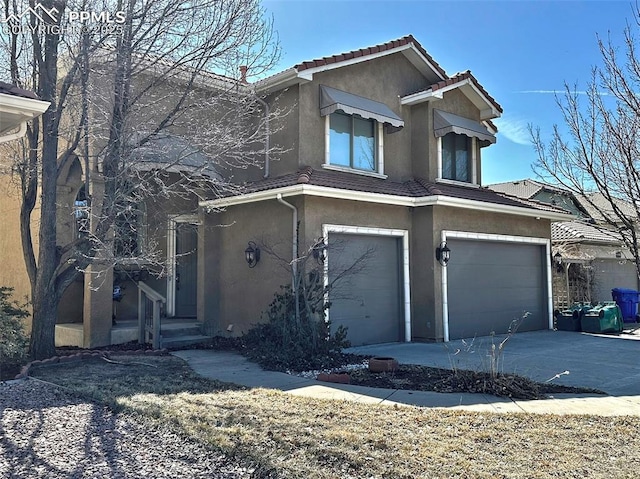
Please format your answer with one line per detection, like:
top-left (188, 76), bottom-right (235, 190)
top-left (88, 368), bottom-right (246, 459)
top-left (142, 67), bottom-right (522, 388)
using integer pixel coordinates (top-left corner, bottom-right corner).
top-left (446, 239), bottom-right (549, 340)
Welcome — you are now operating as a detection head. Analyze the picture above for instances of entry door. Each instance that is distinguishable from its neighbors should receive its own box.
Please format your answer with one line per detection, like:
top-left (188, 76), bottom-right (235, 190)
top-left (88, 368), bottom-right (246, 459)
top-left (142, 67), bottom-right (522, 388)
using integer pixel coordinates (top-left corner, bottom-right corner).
top-left (175, 222), bottom-right (198, 318)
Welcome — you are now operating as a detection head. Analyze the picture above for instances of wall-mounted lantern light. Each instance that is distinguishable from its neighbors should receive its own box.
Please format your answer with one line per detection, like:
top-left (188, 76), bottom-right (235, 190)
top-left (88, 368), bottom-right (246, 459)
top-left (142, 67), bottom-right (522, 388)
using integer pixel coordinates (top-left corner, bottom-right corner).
top-left (553, 252), bottom-right (563, 273)
top-left (436, 241), bottom-right (451, 267)
top-left (245, 241), bottom-right (260, 268)
top-left (553, 252), bottom-right (562, 266)
top-left (312, 237), bottom-right (327, 265)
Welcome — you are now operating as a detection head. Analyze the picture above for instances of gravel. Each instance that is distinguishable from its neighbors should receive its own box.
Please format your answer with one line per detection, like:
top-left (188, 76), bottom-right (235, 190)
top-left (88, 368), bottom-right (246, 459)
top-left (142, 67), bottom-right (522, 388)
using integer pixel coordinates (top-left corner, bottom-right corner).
top-left (0, 379), bottom-right (255, 478)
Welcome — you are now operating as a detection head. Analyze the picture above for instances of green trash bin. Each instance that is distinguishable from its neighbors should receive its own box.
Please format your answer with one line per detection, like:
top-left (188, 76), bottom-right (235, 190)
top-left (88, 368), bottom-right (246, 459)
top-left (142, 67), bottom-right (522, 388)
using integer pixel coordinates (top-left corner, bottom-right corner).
top-left (554, 303), bottom-right (591, 331)
top-left (581, 302), bottom-right (624, 334)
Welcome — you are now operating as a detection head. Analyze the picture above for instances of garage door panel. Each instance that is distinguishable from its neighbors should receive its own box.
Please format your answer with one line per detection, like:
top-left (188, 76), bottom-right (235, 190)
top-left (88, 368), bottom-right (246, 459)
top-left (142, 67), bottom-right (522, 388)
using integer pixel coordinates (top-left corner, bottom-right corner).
top-left (447, 239), bottom-right (547, 340)
top-left (328, 234), bottom-right (402, 346)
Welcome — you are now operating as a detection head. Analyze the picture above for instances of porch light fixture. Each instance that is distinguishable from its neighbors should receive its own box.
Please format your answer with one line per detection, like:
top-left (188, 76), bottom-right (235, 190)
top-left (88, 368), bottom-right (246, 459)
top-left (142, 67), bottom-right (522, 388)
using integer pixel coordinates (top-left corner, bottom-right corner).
top-left (553, 252), bottom-right (562, 266)
top-left (436, 241), bottom-right (451, 267)
top-left (245, 241), bottom-right (260, 268)
top-left (312, 237), bottom-right (327, 265)
top-left (553, 252), bottom-right (563, 273)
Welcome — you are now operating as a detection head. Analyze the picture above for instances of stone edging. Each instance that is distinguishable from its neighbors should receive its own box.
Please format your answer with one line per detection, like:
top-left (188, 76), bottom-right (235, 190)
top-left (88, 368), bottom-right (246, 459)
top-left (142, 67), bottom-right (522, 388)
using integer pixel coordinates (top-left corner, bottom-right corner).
top-left (15, 349), bottom-right (170, 380)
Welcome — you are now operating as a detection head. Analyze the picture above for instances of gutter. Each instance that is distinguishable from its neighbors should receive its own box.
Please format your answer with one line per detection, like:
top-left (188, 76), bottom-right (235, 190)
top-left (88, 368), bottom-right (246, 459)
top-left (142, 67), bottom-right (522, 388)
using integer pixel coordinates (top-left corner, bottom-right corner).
top-left (0, 121), bottom-right (27, 143)
top-left (200, 185), bottom-right (574, 222)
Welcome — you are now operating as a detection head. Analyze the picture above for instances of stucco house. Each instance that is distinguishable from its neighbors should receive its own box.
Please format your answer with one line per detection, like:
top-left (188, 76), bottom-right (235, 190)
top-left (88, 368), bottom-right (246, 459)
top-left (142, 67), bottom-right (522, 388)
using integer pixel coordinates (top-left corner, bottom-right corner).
top-left (3, 37), bottom-right (574, 349)
top-left (489, 179), bottom-right (638, 308)
top-left (197, 36), bottom-right (570, 345)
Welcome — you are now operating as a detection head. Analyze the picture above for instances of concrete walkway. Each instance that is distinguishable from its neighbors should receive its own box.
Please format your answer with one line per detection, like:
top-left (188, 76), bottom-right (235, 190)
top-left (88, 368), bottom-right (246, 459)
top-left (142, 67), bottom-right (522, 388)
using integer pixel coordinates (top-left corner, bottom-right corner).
top-left (173, 329), bottom-right (640, 416)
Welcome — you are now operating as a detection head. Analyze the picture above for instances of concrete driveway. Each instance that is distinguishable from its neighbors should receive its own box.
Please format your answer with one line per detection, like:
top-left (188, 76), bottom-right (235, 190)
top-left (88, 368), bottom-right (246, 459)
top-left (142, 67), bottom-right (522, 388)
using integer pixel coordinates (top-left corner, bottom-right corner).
top-left (346, 328), bottom-right (640, 396)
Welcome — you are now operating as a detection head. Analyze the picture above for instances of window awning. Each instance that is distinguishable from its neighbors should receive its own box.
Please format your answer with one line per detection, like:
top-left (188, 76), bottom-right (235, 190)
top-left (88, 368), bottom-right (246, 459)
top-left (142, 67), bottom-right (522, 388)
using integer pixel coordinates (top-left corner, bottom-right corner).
top-left (320, 85), bottom-right (404, 128)
top-left (433, 109), bottom-right (496, 146)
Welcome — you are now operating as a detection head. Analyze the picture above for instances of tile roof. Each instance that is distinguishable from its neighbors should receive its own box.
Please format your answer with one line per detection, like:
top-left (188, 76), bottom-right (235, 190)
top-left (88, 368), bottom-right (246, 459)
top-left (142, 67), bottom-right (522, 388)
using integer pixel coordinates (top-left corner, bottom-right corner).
top-left (0, 81), bottom-right (39, 100)
top-left (294, 35), bottom-right (448, 79)
top-left (574, 192), bottom-right (637, 222)
top-left (488, 179), bottom-right (548, 199)
top-left (229, 167), bottom-right (567, 214)
top-left (552, 221), bottom-right (622, 244)
top-left (425, 71), bottom-right (503, 114)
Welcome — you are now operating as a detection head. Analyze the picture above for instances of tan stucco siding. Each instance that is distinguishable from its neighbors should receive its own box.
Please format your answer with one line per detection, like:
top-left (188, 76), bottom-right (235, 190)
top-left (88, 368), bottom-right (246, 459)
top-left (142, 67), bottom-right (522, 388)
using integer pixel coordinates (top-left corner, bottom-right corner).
top-left (200, 199), bottom-right (295, 335)
top-left (0, 174), bottom-right (35, 308)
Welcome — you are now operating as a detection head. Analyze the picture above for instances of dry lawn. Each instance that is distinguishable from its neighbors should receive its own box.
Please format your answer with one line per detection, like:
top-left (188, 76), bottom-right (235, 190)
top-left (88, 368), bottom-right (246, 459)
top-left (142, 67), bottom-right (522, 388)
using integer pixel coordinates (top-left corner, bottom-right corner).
top-left (30, 355), bottom-right (640, 479)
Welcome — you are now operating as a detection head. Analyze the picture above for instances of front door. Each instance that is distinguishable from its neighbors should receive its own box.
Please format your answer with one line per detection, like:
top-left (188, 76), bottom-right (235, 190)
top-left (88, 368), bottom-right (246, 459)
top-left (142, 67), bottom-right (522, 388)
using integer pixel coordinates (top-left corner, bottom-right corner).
top-left (174, 222), bottom-right (198, 318)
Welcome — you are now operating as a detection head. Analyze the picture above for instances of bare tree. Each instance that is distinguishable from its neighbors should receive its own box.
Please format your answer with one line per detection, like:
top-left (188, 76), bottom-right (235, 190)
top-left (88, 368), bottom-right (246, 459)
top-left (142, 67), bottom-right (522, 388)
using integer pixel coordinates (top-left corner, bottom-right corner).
top-left (530, 5), bottom-right (640, 281)
top-left (1, 0), bottom-right (281, 359)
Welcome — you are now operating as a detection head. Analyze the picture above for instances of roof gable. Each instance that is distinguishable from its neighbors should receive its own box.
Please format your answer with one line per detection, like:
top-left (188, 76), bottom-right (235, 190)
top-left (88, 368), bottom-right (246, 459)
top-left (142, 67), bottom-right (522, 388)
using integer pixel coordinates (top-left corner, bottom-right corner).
top-left (401, 71), bottom-right (502, 120)
top-left (255, 35), bottom-right (449, 93)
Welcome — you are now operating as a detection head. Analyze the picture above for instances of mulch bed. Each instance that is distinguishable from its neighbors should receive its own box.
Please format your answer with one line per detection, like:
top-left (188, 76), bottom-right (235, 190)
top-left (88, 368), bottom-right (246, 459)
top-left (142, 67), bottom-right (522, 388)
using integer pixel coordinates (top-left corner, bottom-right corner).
top-left (349, 364), bottom-right (606, 400)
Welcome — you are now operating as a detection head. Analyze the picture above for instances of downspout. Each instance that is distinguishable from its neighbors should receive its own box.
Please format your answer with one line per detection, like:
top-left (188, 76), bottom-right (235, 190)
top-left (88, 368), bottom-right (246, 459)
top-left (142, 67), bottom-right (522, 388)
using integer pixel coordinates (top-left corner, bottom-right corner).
top-left (277, 194), bottom-right (298, 286)
top-left (255, 96), bottom-right (270, 178)
top-left (0, 121), bottom-right (27, 143)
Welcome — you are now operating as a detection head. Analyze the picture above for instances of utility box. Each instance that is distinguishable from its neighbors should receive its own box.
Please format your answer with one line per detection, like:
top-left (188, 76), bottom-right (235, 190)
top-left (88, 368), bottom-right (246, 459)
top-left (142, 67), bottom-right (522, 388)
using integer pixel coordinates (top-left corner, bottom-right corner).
top-left (581, 302), bottom-right (624, 334)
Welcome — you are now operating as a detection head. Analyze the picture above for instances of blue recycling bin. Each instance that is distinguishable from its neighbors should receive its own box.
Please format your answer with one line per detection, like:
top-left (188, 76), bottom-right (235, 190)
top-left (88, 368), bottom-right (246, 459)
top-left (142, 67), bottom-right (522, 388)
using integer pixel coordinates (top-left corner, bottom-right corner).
top-left (611, 288), bottom-right (640, 323)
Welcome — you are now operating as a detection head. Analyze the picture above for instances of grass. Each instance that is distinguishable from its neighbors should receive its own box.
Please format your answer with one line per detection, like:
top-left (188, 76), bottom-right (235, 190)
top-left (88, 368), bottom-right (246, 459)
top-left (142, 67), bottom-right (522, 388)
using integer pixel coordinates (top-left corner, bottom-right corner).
top-left (30, 354), bottom-right (640, 479)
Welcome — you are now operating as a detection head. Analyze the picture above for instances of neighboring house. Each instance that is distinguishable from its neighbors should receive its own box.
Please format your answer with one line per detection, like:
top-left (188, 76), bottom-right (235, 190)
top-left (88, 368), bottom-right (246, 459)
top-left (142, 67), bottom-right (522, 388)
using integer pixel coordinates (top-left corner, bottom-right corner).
top-left (0, 82), bottom-right (50, 318)
top-left (3, 37), bottom-right (573, 348)
top-left (489, 179), bottom-right (637, 308)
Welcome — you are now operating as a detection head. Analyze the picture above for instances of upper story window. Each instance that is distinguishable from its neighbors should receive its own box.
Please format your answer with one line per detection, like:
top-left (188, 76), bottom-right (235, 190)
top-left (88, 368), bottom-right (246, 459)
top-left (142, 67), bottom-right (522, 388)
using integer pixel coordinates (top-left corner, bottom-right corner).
top-left (434, 109), bottom-right (496, 186)
top-left (329, 112), bottom-right (377, 172)
top-left (441, 133), bottom-right (473, 183)
top-left (320, 85), bottom-right (404, 178)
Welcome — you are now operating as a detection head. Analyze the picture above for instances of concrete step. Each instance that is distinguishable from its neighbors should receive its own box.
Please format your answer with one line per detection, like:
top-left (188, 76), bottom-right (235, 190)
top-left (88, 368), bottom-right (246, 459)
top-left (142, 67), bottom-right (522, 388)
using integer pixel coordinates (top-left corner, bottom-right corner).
top-left (162, 334), bottom-right (212, 349)
top-left (161, 321), bottom-right (203, 338)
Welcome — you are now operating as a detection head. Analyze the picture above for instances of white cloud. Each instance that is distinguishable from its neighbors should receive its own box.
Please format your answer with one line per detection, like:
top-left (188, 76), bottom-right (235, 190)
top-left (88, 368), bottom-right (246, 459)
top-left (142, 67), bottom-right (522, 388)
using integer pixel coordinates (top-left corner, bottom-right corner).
top-left (518, 89), bottom-right (609, 96)
top-left (493, 116), bottom-right (532, 146)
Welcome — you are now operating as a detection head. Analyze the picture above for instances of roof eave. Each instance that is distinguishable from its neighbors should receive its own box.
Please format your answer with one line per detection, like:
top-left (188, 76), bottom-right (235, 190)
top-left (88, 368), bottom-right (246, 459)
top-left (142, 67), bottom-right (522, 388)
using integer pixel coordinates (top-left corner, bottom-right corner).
top-left (0, 93), bottom-right (50, 139)
top-left (254, 43), bottom-right (447, 94)
top-left (401, 78), bottom-right (501, 120)
top-left (200, 184), bottom-right (573, 221)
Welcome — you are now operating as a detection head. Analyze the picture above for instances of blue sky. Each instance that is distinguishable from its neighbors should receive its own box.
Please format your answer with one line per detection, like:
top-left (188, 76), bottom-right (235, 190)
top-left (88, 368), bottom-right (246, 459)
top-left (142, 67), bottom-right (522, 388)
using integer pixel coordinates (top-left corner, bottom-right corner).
top-left (261, 0), bottom-right (634, 184)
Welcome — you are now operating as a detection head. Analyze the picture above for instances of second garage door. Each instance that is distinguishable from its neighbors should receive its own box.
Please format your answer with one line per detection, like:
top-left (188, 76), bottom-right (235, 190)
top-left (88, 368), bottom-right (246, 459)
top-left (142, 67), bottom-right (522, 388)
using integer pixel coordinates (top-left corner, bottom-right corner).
top-left (328, 234), bottom-right (402, 346)
top-left (446, 239), bottom-right (548, 340)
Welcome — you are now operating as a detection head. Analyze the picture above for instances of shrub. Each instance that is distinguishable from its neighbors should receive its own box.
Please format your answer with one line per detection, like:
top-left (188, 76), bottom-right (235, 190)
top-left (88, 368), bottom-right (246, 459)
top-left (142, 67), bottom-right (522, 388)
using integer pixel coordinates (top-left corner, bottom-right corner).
top-left (243, 273), bottom-right (350, 372)
top-left (0, 287), bottom-right (29, 368)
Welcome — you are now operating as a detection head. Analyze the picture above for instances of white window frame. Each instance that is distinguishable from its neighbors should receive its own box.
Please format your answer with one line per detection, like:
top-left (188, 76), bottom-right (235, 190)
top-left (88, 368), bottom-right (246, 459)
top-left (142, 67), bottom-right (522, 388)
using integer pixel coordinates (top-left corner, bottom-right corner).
top-left (323, 115), bottom-right (387, 179)
top-left (322, 224), bottom-right (411, 342)
top-left (437, 135), bottom-right (479, 187)
top-left (440, 230), bottom-right (553, 342)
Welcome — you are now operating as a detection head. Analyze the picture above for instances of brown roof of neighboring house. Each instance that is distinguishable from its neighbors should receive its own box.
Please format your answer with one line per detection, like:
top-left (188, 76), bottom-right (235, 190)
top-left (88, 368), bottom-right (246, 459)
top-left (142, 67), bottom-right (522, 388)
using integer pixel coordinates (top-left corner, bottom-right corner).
top-left (294, 35), bottom-right (448, 78)
top-left (0, 81), bottom-right (39, 100)
top-left (230, 167), bottom-right (567, 214)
